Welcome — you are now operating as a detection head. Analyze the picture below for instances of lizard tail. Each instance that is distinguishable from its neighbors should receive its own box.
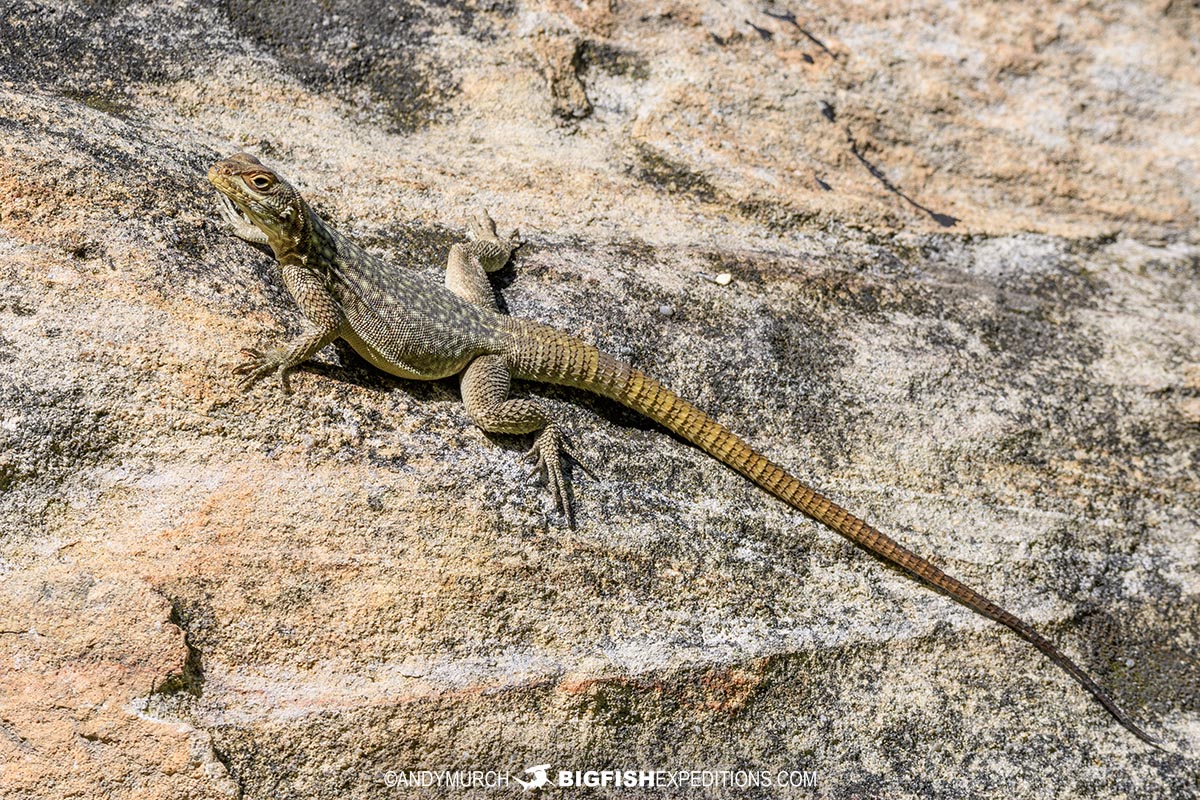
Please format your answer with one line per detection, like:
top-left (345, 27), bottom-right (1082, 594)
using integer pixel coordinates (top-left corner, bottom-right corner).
top-left (507, 321), bottom-right (1157, 746)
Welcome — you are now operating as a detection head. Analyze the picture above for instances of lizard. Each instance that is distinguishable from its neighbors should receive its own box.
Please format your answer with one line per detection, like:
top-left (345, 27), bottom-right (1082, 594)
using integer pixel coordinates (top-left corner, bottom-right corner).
top-left (207, 151), bottom-right (1158, 746)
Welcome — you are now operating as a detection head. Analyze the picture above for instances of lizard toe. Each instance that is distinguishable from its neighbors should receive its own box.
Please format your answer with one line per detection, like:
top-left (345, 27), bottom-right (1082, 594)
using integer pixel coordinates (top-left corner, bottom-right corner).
top-left (233, 347), bottom-right (263, 366)
top-left (216, 194), bottom-right (242, 228)
top-left (233, 347), bottom-right (291, 392)
top-left (522, 441), bottom-right (546, 476)
top-left (525, 426), bottom-right (577, 526)
top-left (468, 208), bottom-right (499, 239)
top-left (559, 438), bottom-right (594, 480)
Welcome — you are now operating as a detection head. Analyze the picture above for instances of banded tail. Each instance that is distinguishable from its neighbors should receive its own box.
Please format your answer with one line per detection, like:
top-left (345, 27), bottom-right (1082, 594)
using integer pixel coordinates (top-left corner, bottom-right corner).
top-left (507, 320), bottom-right (1157, 745)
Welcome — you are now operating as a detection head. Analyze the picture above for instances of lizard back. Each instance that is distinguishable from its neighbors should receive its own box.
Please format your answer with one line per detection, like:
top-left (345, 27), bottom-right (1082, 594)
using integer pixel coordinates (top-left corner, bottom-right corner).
top-left (307, 214), bottom-right (512, 379)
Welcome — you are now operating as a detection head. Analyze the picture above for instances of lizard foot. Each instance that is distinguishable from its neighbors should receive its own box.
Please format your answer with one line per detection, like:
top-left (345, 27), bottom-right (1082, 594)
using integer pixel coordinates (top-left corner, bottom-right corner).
top-left (215, 193), bottom-right (242, 230)
top-left (233, 347), bottom-right (294, 394)
top-left (215, 194), bottom-right (269, 245)
top-left (524, 425), bottom-right (588, 526)
top-left (469, 208), bottom-right (523, 268)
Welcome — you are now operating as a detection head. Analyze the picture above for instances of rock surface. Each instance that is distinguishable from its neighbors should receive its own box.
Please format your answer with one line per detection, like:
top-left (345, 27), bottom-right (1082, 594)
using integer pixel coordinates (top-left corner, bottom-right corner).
top-left (1, 1), bottom-right (1198, 797)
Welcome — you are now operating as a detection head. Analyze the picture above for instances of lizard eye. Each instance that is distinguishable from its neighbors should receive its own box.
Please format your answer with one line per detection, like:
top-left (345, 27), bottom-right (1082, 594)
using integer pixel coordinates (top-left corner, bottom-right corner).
top-left (247, 174), bottom-right (274, 191)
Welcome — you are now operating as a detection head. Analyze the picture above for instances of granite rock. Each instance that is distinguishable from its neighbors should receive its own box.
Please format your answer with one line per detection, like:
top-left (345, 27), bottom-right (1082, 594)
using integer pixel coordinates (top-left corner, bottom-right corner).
top-left (0, 1), bottom-right (1198, 798)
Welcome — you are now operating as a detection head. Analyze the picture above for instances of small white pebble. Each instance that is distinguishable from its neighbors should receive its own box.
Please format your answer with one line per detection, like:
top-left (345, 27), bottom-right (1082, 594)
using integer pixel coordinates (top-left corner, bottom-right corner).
top-left (1125, 658), bottom-right (1135, 668)
top-left (658, 304), bottom-right (674, 316)
top-left (714, 272), bottom-right (733, 286)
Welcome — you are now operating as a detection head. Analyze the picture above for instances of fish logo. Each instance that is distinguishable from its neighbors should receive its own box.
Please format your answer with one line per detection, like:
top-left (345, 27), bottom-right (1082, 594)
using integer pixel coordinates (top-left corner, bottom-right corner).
top-left (516, 764), bottom-right (551, 791)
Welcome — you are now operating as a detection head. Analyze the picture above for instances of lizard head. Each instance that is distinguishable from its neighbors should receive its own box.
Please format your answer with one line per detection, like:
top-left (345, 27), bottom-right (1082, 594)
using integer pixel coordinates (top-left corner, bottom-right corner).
top-left (207, 153), bottom-right (305, 245)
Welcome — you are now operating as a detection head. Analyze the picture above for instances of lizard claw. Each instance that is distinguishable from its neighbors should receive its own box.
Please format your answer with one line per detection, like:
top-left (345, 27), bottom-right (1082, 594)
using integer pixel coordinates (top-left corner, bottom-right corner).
top-left (215, 193), bottom-right (242, 230)
top-left (523, 426), bottom-right (584, 527)
top-left (558, 438), bottom-right (594, 480)
top-left (233, 347), bottom-right (293, 394)
top-left (468, 208), bottom-right (499, 240)
top-left (215, 194), bottom-right (270, 244)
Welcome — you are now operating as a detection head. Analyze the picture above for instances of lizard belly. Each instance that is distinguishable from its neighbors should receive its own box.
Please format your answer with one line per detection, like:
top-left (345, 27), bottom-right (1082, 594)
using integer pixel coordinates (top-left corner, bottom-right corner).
top-left (340, 326), bottom-right (472, 380)
top-left (330, 278), bottom-right (504, 380)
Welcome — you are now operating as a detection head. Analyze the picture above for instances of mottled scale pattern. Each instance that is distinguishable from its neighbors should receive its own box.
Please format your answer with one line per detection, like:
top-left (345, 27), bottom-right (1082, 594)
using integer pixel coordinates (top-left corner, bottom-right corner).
top-left (311, 215), bottom-right (512, 379)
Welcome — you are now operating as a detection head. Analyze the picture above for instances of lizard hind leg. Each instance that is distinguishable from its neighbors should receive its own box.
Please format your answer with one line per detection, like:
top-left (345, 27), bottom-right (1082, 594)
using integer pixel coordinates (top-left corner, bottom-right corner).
top-left (467, 208), bottom-right (522, 273)
top-left (460, 354), bottom-right (585, 525)
top-left (443, 210), bottom-right (523, 308)
top-left (445, 242), bottom-right (501, 310)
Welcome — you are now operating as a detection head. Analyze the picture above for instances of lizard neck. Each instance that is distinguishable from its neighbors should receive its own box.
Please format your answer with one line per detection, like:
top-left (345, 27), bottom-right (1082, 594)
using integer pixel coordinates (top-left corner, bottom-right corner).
top-left (267, 199), bottom-right (327, 266)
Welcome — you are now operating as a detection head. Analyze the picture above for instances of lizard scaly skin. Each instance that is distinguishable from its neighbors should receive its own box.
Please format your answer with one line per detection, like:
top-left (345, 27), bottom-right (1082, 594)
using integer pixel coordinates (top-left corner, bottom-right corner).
top-left (208, 152), bottom-right (1157, 746)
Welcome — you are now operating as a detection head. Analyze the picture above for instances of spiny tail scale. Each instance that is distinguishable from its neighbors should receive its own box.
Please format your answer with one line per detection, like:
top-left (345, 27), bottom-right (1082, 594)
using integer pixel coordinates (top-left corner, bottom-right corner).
top-left (507, 319), bottom-right (1157, 745)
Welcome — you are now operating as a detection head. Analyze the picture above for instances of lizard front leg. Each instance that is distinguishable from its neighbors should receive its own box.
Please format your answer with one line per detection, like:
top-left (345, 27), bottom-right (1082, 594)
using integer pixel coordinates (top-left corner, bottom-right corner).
top-left (215, 193), bottom-right (270, 245)
top-left (233, 326), bottom-right (340, 394)
top-left (235, 263), bottom-right (344, 394)
top-left (461, 354), bottom-right (585, 524)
